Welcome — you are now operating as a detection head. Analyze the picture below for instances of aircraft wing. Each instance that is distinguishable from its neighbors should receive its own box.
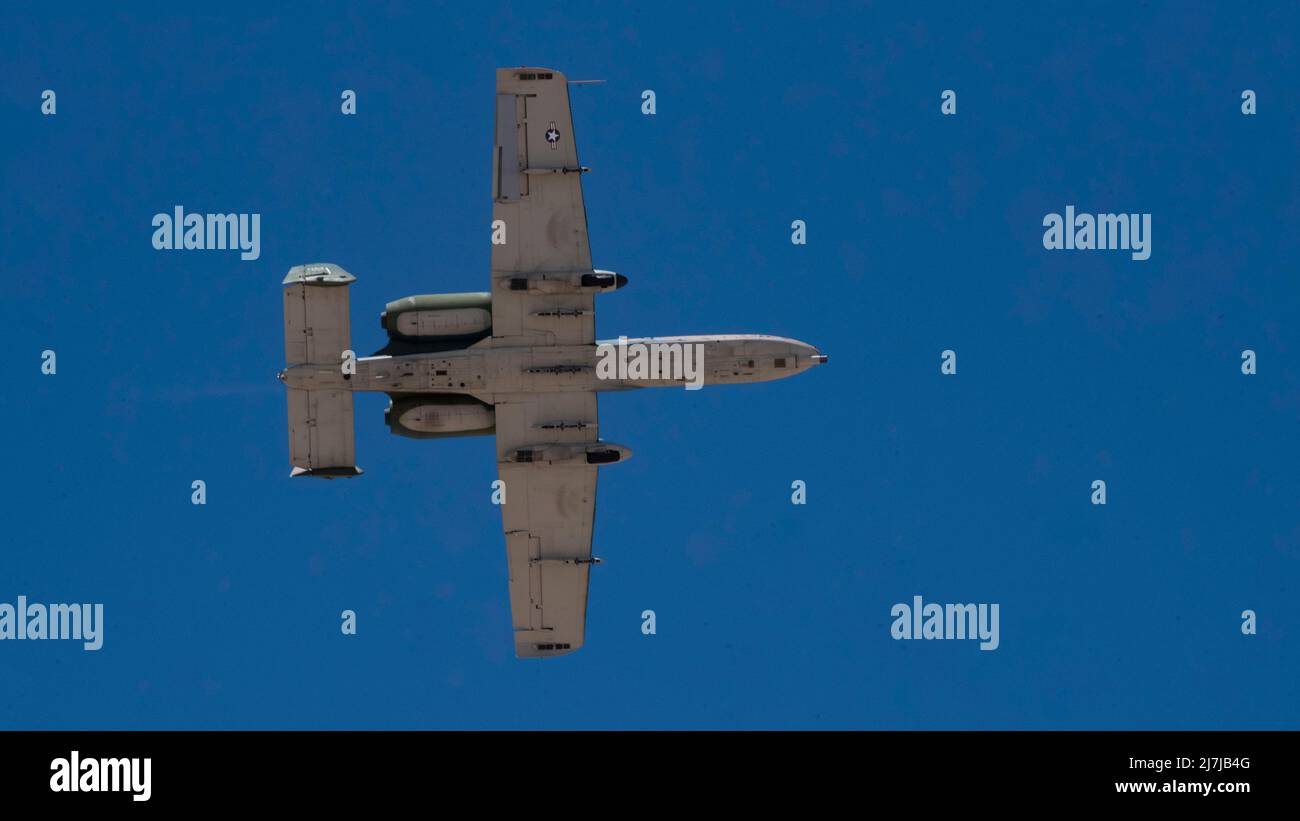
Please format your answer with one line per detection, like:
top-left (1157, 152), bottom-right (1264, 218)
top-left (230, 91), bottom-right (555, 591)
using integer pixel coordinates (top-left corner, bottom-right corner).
top-left (490, 67), bottom-right (594, 347)
top-left (494, 391), bottom-right (599, 658)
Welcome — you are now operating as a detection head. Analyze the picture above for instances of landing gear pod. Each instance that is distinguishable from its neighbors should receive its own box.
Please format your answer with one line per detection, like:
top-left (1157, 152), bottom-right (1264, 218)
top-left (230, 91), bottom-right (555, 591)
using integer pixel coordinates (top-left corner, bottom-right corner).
top-left (500, 270), bottom-right (627, 294)
top-left (505, 442), bottom-right (633, 466)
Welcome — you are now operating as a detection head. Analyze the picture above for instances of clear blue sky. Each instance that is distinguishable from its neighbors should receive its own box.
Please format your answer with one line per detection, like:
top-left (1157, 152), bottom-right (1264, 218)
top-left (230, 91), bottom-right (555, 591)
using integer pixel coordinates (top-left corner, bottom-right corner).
top-left (1, 2), bottom-right (1297, 728)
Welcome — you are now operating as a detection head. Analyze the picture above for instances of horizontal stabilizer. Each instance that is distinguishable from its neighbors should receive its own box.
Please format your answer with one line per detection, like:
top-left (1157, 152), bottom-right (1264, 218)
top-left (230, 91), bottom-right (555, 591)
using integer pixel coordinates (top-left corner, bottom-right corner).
top-left (283, 263), bottom-right (355, 366)
top-left (286, 388), bottom-right (361, 478)
top-left (282, 263), bottom-right (361, 477)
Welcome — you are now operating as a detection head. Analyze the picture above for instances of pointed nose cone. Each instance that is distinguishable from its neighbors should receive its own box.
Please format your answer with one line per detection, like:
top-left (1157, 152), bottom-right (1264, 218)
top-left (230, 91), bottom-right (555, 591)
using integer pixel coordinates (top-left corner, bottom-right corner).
top-left (615, 274), bottom-right (628, 289)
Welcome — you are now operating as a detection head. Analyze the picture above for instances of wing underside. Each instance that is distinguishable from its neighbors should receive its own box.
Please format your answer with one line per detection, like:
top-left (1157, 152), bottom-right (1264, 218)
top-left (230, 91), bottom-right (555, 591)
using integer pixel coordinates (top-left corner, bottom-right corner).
top-left (489, 68), bottom-right (605, 657)
top-left (491, 67), bottom-right (595, 347)
top-left (494, 391), bottom-right (599, 658)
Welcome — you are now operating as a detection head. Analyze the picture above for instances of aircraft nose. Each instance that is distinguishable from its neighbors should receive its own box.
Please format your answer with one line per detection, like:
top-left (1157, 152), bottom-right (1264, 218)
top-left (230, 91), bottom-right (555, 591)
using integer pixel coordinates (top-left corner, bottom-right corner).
top-left (810, 353), bottom-right (828, 365)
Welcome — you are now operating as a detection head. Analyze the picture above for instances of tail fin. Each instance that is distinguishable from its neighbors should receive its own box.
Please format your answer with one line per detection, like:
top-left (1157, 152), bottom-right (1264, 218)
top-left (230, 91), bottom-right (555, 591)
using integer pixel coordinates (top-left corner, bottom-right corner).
top-left (282, 264), bottom-right (362, 478)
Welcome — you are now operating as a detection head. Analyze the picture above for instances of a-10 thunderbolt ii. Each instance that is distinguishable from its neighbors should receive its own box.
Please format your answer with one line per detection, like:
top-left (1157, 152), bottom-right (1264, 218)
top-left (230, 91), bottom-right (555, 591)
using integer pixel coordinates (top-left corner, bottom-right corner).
top-left (278, 67), bottom-right (826, 658)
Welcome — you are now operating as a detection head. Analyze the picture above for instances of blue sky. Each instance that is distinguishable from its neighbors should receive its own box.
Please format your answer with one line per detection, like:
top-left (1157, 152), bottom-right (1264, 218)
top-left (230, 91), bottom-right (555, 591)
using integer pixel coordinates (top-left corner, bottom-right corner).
top-left (1, 1), bottom-right (1297, 728)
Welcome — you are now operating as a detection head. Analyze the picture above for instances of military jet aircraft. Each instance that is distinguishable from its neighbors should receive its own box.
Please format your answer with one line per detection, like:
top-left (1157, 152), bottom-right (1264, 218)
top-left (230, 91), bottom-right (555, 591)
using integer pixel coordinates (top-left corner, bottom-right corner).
top-left (278, 67), bottom-right (826, 658)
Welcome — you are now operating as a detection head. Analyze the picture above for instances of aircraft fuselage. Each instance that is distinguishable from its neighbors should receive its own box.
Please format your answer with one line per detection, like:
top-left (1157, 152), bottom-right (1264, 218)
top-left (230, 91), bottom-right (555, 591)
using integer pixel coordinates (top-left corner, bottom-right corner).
top-left (279, 334), bottom-right (827, 400)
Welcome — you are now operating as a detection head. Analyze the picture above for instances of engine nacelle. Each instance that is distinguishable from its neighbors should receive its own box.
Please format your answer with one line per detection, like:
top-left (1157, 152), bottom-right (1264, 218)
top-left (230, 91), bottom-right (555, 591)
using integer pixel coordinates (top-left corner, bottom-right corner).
top-left (380, 292), bottom-right (492, 339)
top-left (385, 395), bottom-right (495, 439)
top-left (394, 307), bottom-right (491, 337)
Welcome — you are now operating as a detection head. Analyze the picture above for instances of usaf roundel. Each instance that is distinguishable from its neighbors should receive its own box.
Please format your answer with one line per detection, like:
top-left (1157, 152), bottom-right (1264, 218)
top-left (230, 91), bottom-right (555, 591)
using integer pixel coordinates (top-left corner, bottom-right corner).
top-left (545, 121), bottom-right (561, 148)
